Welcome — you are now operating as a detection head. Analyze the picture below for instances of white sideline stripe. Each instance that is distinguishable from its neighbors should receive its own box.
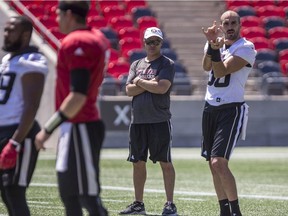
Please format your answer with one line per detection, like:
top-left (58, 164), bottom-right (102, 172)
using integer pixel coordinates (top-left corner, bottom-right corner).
top-left (31, 183), bottom-right (288, 201)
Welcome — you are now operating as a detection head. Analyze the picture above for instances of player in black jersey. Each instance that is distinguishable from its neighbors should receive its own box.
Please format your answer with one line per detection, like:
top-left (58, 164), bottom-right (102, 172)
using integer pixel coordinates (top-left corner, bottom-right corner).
top-left (0, 16), bottom-right (48, 216)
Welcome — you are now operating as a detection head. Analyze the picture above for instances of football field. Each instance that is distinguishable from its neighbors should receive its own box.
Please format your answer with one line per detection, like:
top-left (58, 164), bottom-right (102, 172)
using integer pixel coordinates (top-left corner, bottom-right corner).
top-left (0, 147), bottom-right (287, 216)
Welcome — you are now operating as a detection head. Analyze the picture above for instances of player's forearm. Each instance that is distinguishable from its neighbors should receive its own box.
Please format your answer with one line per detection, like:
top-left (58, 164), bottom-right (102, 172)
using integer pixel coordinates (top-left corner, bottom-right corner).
top-left (13, 106), bottom-right (39, 143)
top-left (202, 54), bottom-right (212, 71)
top-left (126, 84), bottom-right (146, 97)
top-left (59, 92), bottom-right (86, 119)
top-left (133, 77), bottom-right (170, 94)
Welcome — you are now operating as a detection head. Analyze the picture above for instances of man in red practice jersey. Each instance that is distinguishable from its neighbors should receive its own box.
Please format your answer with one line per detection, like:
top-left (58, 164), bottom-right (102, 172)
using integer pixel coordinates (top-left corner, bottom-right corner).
top-left (35, 1), bottom-right (110, 215)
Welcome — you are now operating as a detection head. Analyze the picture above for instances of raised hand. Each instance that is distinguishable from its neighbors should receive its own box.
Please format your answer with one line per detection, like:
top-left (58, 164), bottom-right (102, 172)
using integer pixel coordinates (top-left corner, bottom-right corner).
top-left (202, 21), bottom-right (223, 44)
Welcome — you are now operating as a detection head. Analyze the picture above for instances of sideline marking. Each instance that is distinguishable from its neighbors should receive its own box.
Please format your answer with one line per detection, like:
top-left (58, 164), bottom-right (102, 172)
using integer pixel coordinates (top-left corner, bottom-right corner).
top-left (31, 183), bottom-right (288, 201)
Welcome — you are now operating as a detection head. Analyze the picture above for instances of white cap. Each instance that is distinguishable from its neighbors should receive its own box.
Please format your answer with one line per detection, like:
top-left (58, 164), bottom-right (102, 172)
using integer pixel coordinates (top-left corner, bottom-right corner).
top-left (144, 27), bottom-right (163, 40)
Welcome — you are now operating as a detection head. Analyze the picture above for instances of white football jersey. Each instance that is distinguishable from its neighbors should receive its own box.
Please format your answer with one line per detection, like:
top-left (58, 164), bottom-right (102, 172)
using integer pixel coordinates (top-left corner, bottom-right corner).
top-left (0, 49), bottom-right (48, 126)
top-left (204, 38), bottom-right (256, 106)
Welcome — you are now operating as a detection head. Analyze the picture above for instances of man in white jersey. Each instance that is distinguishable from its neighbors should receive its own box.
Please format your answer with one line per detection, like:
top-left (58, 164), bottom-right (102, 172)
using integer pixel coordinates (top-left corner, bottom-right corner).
top-left (201, 11), bottom-right (256, 216)
top-left (0, 16), bottom-right (48, 216)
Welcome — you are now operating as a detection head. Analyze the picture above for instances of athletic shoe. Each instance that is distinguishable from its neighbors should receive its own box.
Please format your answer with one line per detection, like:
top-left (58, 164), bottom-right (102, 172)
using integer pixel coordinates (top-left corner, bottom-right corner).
top-left (119, 201), bottom-right (146, 215)
top-left (162, 202), bottom-right (178, 216)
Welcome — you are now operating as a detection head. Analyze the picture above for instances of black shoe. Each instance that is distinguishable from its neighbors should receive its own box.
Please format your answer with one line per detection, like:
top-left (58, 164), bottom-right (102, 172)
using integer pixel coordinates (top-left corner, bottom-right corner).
top-left (119, 201), bottom-right (146, 215)
top-left (162, 202), bottom-right (178, 216)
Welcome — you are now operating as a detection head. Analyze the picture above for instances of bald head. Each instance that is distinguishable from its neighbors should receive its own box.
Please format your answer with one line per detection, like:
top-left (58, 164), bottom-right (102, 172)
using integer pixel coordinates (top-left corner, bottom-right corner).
top-left (220, 10), bottom-right (240, 25)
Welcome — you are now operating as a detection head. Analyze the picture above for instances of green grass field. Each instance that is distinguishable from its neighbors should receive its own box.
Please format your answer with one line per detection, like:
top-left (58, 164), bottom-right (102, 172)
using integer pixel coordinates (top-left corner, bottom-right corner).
top-left (0, 147), bottom-right (287, 216)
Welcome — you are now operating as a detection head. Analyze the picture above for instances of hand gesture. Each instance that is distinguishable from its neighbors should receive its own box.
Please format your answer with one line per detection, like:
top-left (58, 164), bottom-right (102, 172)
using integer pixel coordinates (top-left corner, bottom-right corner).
top-left (202, 21), bottom-right (223, 43)
top-left (34, 129), bottom-right (50, 151)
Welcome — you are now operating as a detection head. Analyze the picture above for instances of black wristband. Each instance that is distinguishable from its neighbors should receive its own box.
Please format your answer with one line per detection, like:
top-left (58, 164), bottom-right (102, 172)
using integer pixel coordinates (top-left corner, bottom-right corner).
top-left (44, 111), bottom-right (68, 134)
top-left (211, 48), bottom-right (221, 62)
top-left (207, 44), bottom-right (213, 56)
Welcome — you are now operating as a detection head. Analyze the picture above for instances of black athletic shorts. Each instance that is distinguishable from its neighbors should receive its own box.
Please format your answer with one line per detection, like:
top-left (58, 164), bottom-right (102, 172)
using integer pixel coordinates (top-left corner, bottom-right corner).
top-left (0, 121), bottom-right (40, 187)
top-left (201, 102), bottom-right (246, 161)
top-left (127, 120), bottom-right (172, 163)
top-left (57, 120), bottom-right (105, 198)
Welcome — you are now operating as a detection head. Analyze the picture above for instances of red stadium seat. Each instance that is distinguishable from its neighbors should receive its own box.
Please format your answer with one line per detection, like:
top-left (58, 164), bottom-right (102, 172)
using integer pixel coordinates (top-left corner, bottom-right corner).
top-left (109, 16), bottom-right (134, 32)
top-left (49, 27), bottom-right (66, 40)
top-left (87, 8), bottom-right (100, 17)
top-left (118, 27), bottom-right (141, 40)
top-left (119, 37), bottom-right (143, 58)
top-left (241, 26), bottom-right (266, 39)
top-left (225, 0), bottom-right (251, 9)
top-left (250, 0), bottom-right (276, 8)
top-left (97, 0), bottom-right (122, 10)
top-left (241, 16), bottom-right (262, 28)
top-left (20, 0), bottom-right (41, 6)
top-left (107, 60), bottom-right (130, 78)
top-left (124, 0), bottom-right (147, 13)
top-left (26, 4), bottom-right (47, 17)
top-left (249, 37), bottom-right (273, 50)
top-left (102, 5), bottom-right (126, 22)
top-left (39, 15), bottom-right (57, 29)
top-left (268, 26), bottom-right (288, 41)
top-left (279, 49), bottom-right (288, 62)
top-left (279, 59), bottom-right (288, 75)
top-left (256, 5), bottom-right (286, 19)
top-left (278, 0), bottom-right (288, 7)
top-left (136, 16), bottom-right (159, 33)
top-left (108, 48), bottom-right (120, 63)
top-left (87, 15), bottom-right (108, 29)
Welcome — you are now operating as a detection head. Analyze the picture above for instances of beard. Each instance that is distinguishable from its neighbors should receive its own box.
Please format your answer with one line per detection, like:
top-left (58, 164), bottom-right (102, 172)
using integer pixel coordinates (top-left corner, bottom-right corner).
top-left (2, 39), bottom-right (22, 52)
top-left (225, 29), bottom-right (240, 41)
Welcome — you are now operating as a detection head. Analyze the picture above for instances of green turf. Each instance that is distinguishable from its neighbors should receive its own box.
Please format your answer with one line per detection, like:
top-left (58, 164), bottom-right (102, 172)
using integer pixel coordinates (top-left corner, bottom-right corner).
top-left (0, 147), bottom-right (287, 216)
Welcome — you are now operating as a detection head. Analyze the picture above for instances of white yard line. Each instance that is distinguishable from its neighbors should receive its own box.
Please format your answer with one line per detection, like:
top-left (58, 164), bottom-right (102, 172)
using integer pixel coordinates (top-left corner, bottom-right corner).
top-left (31, 183), bottom-right (288, 201)
top-left (38, 147), bottom-right (288, 160)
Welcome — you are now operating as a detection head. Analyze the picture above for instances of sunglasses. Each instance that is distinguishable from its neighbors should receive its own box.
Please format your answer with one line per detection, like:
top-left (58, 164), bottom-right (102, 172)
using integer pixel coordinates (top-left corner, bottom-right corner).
top-left (145, 40), bottom-right (161, 46)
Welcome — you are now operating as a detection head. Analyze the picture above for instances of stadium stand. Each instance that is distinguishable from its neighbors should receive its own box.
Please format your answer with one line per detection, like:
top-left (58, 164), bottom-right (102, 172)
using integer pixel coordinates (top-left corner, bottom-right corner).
top-left (256, 5), bottom-right (286, 19)
top-left (240, 15), bottom-right (262, 28)
top-left (118, 26), bottom-right (141, 40)
top-left (241, 26), bottom-right (267, 39)
top-left (254, 48), bottom-right (278, 69)
top-left (5, 0), bottom-right (197, 96)
top-left (257, 60), bottom-right (281, 75)
top-left (107, 60), bottom-right (130, 79)
top-left (262, 16), bottom-right (286, 31)
top-left (127, 48), bottom-right (146, 64)
top-left (131, 6), bottom-right (154, 22)
top-left (268, 26), bottom-right (288, 41)
top-left (250, 0), bottom-right (276, 7)
top-left (100, 75), bottom-right (120, 96)
top-left (119, 37), bottom-right (142, 59)
top-left (9, 0), bottom-right (288, 96)
top-left (273, 38), bottom-right (288, 51)
top-left (109, 15), bottom-right (134, 32)
top-left (87, 15), bottom-right (108, 29)
top-left (261, 72), bottom-right (286, 95)
top-left (233, 5), bottom-right (256, 17)
top-left (124, 0), bottom-right (147, 13)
